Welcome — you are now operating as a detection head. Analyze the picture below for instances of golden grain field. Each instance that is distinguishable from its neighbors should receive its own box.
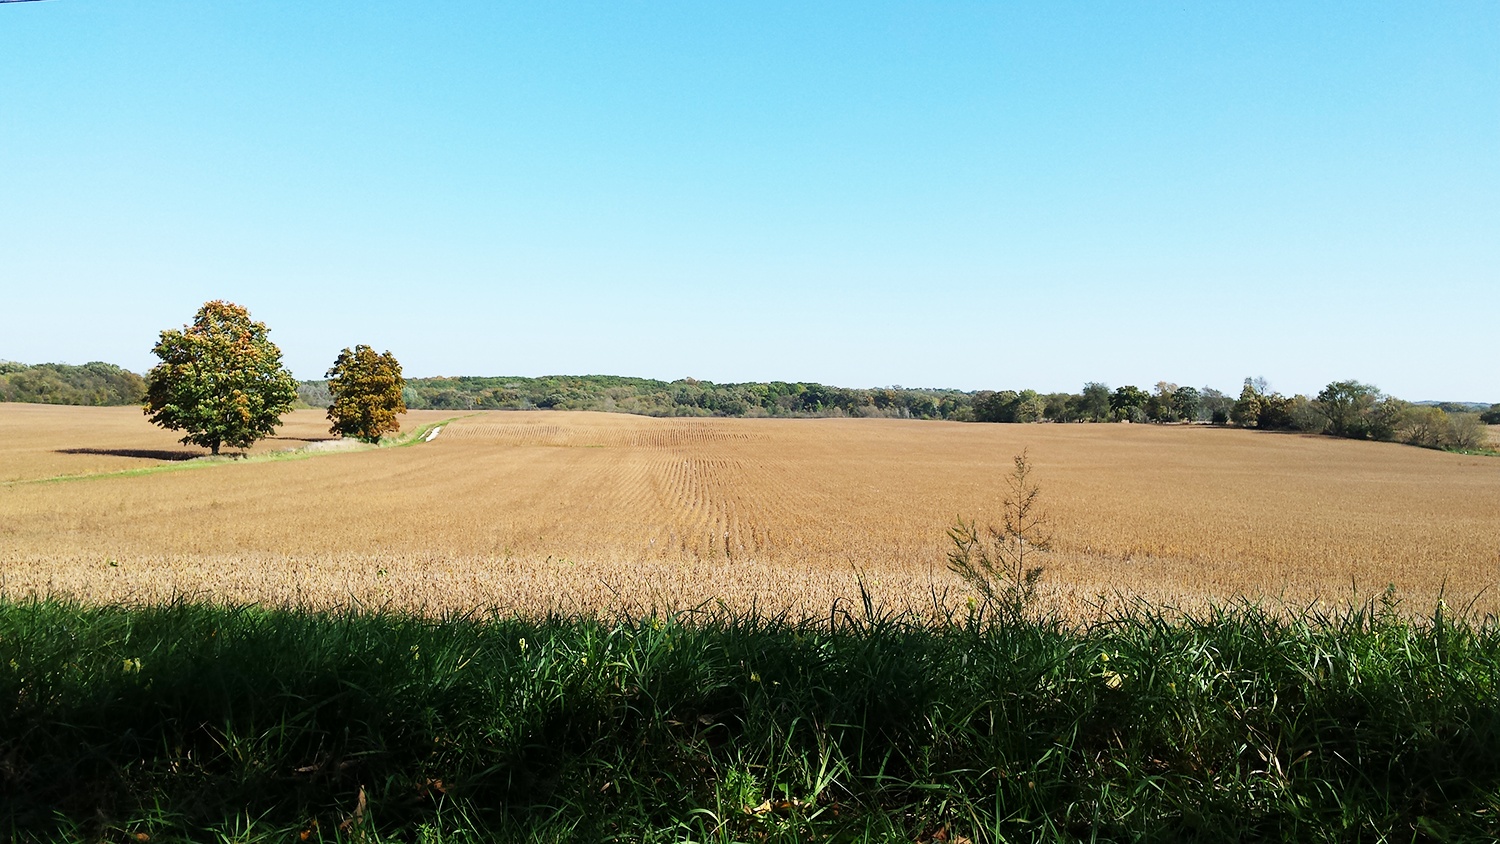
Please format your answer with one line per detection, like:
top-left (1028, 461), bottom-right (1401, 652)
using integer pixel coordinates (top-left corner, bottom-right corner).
top-left (1, 404), bottom-right (1496, 618)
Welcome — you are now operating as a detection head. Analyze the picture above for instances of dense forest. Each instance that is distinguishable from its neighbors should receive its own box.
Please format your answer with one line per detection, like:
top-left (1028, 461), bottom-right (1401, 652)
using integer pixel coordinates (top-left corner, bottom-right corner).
top-left (0, 361), bottom-right (145, 406)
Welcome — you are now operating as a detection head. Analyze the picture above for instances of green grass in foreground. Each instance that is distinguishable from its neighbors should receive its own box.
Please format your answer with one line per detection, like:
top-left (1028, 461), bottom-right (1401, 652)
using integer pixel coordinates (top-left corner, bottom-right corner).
top-left (0, 596), bottom-right (1497, 843)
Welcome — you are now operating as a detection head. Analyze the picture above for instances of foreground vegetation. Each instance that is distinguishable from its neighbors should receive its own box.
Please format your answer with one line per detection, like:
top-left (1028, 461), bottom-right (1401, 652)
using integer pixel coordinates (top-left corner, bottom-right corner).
top-left (3, 595), bottom-right (1496, 842)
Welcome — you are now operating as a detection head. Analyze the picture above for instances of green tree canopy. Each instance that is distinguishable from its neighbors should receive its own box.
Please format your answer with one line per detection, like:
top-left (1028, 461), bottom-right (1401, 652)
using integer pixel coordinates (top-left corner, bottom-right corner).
top-left (1171, 386), bottom-right (1202, 422)
top-left (1110, 385), bottom-right (1149, 420)
top-left (1078, 382), bottom-right (1112, 422)
top-left (1231, 379), bottom-right (1265, 427)
top-left (327, 345), bottom-right (407, 443)
top-left (143, 301), bottom-right (297, 455)
top-left (0, 361), bottom-right (145, 406)
top-left (1315, 380), bottom-right (1382, 438)
top-left (974, 390), bottom-right (1019, 423)
top-left (1145, 382), bottom-right (1180, 422)
top-left (1015, 389), bottom-right (1046, 423)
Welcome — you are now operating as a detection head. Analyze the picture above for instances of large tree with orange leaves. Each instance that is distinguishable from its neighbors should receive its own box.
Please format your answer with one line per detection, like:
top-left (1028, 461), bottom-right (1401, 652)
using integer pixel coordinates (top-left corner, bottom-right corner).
top-left (143, 300), bottom-right (298, 455)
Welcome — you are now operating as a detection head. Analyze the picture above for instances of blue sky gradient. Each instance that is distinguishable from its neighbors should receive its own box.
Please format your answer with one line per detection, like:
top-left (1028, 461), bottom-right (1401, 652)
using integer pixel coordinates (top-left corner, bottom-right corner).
top-left (3, 2), bottom-right (1496, 400)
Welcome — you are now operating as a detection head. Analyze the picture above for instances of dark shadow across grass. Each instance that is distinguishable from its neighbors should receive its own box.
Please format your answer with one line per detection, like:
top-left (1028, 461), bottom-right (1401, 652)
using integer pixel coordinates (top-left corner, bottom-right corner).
top-left (0, 595), bottom-right (1496, 842)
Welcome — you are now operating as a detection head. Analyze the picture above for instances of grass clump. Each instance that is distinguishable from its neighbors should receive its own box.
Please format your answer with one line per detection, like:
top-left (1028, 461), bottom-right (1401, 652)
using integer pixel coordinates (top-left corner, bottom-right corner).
top-left (0, 595), bottom-right (1496, 842)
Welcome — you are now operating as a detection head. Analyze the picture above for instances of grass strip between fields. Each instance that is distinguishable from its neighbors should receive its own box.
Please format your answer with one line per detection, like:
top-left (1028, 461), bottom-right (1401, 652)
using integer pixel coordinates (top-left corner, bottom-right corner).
top-left (2, 417), bottom-right (466, 487)
top-left (1, 595), bottom-right (1496, 842)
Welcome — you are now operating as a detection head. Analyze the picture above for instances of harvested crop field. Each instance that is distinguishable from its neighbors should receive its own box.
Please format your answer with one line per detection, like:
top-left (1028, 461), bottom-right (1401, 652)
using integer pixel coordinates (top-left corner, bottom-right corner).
top-left (1, 404), bottom-right (1496, 617)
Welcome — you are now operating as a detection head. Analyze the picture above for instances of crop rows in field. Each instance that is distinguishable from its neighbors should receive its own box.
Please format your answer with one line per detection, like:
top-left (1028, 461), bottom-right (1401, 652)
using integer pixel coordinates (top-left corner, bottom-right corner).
top-left (1, 405), bottom-right (1496, 617)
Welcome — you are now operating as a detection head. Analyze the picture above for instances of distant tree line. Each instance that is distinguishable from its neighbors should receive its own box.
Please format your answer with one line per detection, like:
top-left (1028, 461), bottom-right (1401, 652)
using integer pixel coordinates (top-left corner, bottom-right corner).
top-left (3, 350), bottom-right (1492, 455)
top-left (967, 381), bottom-right (1235, 425)
top-left (292, 373), bottom-right (1494, 452)
top-left (964, 377), bottom-right (1489, 452)
top-left (301, 374), bottom-right (979, 420)
top-left (0, 361), bottom-right (145, 406)
top-left (1214, 378), bottom-right (1490, 451)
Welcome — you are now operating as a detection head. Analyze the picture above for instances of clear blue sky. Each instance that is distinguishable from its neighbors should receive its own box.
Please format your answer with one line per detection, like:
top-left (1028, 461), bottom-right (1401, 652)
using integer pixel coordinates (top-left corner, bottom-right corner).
top-left (3, 2), bottom-right (1496, 400)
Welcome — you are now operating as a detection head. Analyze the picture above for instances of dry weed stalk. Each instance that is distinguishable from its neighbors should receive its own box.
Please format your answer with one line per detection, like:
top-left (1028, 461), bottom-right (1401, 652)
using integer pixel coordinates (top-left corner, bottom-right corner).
top-left (947, 450), bottom-right (1052, 618)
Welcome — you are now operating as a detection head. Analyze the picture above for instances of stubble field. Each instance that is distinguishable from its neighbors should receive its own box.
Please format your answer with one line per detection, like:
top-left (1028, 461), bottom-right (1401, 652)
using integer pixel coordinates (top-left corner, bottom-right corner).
top-left (1, 403), bottom-right (1496, 618)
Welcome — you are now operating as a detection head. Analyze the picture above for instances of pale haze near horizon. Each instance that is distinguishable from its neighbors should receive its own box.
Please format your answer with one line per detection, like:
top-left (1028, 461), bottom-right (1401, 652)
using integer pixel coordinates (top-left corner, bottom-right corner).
top-left (2, 2), bottom-right (1496, 402)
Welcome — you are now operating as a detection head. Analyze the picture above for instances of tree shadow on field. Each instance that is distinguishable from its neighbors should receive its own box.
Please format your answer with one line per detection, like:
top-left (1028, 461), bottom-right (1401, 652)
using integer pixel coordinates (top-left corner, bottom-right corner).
top-left (268, 435), bottom-right (325, 443)
top-left (57, 447), bottom-right (202, 462)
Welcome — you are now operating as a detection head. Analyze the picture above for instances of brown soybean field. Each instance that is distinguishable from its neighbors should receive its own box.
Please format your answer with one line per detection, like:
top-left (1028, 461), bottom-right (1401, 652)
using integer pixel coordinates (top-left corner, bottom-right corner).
top-left (2, 402), bottom-right (1497, 618)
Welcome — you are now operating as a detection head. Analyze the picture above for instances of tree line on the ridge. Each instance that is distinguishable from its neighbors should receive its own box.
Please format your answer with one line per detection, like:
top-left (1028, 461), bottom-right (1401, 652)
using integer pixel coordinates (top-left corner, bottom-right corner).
top-left (303, 374), bottom-right (1211, 421)
top-left (291, 374), bottom-right (1494, 451)
top-left (5, 296), bottom-right (1496, 456)
top-left (0, 361), bottom-right (146, 406)
top-left (5, 356), bottom-right (1494, 453)
top-left (5, 357), bottom-right (1495, 452)
top-left (298, 375), bottom-right (981, 420)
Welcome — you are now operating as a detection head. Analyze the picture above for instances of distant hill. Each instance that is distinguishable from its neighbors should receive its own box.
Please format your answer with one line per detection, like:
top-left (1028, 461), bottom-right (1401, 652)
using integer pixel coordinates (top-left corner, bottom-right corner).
top-left (1413, 401), bottom-right (1490, 413)
top-left (0, 361), bottom-right (146, 406)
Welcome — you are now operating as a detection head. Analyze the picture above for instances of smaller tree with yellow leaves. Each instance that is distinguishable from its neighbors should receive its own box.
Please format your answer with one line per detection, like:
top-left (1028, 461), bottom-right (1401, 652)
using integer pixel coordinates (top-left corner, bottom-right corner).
top-left (326, 345), bottom-right (407, 443)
